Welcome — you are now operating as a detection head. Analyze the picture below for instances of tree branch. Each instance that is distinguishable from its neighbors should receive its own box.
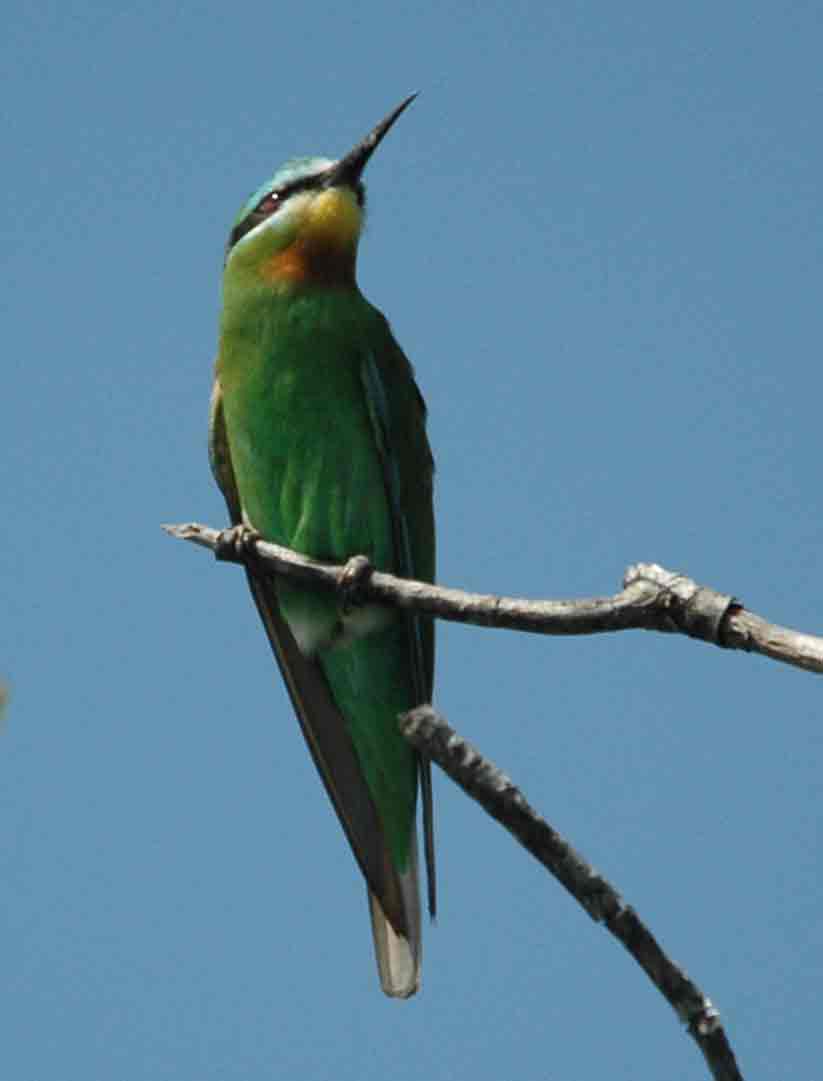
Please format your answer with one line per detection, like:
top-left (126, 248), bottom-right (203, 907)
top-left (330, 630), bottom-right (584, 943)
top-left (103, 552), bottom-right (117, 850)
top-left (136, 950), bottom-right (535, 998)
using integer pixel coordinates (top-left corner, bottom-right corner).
top-left (166, 519), bottom-right (754, 1075)
top-left (400, 706), bottom-right (744, 1081)
top-left (164, 521), bottom-right (823, 674)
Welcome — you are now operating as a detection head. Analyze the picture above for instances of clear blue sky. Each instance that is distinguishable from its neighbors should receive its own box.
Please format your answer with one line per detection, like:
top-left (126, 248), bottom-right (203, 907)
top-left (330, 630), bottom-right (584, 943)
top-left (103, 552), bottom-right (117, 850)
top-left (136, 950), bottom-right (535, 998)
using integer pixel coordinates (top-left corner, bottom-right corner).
top-left (4, 2), bottom-right (821, 1078)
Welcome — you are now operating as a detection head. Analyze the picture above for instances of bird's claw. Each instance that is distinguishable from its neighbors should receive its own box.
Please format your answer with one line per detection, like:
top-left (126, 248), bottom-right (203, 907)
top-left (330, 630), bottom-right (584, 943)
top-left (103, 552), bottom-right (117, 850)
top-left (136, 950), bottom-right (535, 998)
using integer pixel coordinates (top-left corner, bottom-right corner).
top-left (215, 524), bottom-right (261, 563)
top-left (339, 554), bottom-right (374, 613)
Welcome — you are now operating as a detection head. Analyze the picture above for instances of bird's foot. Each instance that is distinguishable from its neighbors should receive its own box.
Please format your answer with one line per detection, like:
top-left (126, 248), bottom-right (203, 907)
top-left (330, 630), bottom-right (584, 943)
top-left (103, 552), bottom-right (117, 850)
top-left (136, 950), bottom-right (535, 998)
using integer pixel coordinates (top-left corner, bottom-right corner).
top-left (215, 524), bottom-right (261, 564)
top-left (339, 554), bottom-right (374, 614)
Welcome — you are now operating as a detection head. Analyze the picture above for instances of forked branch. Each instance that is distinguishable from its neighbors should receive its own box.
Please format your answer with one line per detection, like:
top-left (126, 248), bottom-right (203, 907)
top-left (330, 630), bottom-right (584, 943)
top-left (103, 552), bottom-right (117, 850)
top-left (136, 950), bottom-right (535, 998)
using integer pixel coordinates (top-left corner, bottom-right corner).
top-left (166, 519), bottom-right (803, 1079)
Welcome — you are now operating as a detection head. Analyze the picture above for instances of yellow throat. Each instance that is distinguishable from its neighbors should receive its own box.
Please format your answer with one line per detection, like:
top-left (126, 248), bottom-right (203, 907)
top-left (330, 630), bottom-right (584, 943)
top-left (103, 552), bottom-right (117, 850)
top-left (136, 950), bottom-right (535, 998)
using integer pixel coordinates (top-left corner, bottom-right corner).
top-left (263, 187), bottom-right (362, 287)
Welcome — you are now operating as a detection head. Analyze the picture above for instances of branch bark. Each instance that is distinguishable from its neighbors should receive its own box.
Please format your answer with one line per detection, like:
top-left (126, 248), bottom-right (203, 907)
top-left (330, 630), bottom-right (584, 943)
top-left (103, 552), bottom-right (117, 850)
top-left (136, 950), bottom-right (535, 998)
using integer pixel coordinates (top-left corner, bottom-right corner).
top-left (400, 707), bottom-right (743, 1081)
top-left (165, 520), bottom-right (792, 1077)
top-left (165, 521), bottom-right (823, 674)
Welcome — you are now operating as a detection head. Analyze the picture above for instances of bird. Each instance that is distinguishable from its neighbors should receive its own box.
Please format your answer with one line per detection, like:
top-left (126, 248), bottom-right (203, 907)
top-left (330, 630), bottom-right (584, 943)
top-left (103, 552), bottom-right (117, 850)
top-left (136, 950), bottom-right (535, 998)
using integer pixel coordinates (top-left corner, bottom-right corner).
top-left (208, 96), bottom-right (435, 998)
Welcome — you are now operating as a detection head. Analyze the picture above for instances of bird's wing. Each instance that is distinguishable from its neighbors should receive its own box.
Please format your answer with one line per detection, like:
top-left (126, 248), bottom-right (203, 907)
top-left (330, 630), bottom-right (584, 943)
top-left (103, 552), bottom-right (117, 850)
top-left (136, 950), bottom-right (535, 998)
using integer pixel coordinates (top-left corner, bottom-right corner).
top-left (208, 376), bottom-right (413, 937)
top-left (360, 324), bottom-right (436, 918)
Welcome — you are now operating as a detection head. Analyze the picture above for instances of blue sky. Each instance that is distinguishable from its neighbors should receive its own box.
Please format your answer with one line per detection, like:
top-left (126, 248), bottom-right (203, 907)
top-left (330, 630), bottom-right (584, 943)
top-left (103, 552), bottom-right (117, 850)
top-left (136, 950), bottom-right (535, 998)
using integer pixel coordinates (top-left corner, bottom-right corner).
top-left (4, 2), bottom-right (822, 1077)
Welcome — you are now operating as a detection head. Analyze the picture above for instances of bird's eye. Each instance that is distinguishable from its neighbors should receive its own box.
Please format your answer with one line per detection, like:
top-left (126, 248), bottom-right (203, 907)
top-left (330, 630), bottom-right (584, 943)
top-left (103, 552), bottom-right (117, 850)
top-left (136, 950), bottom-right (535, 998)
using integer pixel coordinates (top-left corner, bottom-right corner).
top-left (225, 187), bottom-right (291, 256)
top-left (258, 192), bottom-right (280, 214)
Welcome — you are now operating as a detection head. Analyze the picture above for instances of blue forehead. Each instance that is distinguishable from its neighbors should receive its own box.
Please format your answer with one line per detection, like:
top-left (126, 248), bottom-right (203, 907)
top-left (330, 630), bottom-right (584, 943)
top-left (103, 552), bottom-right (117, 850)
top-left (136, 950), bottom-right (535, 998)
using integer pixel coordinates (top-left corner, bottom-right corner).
top-left (232, 156), bottom-right (333, 226)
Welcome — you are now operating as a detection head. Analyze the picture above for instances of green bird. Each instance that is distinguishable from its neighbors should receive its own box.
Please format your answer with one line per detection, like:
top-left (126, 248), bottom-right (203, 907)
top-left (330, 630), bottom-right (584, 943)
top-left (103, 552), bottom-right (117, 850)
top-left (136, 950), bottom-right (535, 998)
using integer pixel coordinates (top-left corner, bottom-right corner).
top-left (209, 96), bottom-right (435, 998)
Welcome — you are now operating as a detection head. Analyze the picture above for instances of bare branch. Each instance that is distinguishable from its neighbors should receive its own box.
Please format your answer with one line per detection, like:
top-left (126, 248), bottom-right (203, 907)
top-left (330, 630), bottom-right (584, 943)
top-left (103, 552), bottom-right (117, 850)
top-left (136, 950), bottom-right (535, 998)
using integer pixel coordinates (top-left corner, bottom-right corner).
top-left (164, 522), bottom-right (823, 674)
top-left (166, 519), bottom-right (757, 1073)
top-left (400, 706), bottom-right (744, 1081)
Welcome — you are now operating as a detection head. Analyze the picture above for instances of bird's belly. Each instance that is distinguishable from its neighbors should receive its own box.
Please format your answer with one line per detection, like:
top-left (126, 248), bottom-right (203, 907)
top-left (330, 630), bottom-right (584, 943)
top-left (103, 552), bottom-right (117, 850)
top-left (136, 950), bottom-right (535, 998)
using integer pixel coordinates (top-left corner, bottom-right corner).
top-left (283, 590), bottom-right (393, 657)
top-left (232, 388), bottom-right (396, 656)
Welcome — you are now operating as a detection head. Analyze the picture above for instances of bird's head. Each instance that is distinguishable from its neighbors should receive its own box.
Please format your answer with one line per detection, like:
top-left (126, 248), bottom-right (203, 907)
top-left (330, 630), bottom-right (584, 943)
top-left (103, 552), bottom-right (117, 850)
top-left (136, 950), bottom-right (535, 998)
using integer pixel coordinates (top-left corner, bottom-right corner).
top-left (224, 95), bottom-right (416, 289)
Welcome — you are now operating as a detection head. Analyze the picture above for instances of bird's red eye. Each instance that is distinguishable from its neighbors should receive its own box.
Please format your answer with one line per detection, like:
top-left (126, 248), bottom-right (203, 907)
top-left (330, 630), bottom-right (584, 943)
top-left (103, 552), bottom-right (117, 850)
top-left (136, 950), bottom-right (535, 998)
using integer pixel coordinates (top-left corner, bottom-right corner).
top-left (259, 192), bottom-right (280, 214)
top-left (226, 187), bottom-right (289, 254)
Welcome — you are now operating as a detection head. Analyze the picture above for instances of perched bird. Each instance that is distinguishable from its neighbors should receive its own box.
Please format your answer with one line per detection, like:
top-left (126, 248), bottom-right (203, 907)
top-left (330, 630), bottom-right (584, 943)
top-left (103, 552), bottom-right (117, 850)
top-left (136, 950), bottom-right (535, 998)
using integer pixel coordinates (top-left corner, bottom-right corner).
top-left (209, 96), bottom-right (435, 998)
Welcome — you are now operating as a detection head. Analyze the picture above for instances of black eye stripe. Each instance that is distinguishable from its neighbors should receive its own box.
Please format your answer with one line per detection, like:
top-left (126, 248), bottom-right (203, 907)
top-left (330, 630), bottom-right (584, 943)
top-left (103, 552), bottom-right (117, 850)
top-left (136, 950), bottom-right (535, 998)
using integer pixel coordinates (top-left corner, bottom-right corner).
top-left (226, 207), bottom-right (270, 252)
top-left (226, 178), bottom-right (316, 253)
top-left (225, 172), bottom-right (365, 255)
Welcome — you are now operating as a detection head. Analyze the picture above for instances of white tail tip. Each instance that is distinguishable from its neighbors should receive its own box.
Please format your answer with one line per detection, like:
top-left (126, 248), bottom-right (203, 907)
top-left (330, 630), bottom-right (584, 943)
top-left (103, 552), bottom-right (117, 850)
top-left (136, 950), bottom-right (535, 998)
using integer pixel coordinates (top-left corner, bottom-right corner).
top-left (368, 889), bottom-right (421, 998)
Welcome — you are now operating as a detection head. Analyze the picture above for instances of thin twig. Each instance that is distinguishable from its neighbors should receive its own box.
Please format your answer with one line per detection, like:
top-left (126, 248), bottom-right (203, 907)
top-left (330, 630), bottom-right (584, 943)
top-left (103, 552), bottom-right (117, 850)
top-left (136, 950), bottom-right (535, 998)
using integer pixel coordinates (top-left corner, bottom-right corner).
top-left (400, 707), bottom-right (744, 1081)
top-left (164, 522), bottom-right (823, 674)
top-left (166, 519), bottom-right (753, 1075)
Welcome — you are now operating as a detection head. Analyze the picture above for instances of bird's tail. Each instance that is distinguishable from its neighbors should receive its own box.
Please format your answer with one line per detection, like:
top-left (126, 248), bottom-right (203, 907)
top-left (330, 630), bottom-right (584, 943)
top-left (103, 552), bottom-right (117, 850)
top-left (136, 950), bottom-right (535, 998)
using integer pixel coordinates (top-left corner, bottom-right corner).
top-left (367, 826), bottom-right (421, 998)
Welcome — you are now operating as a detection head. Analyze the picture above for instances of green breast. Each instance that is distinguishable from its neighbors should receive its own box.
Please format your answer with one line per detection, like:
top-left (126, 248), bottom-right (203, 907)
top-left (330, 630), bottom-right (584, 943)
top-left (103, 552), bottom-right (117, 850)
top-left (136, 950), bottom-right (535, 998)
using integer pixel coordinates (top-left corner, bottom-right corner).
top-left (218, 285), bottom-right (424, 867)
top-left (219, 288), bottom-right (392, 563)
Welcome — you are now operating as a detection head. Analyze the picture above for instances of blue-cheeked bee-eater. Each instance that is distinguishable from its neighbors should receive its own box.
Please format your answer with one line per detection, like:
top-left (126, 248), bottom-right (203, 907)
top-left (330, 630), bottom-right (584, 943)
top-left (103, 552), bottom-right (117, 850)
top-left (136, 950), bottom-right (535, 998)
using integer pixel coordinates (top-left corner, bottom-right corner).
top-left (209, 96), bottom-right (435, 997)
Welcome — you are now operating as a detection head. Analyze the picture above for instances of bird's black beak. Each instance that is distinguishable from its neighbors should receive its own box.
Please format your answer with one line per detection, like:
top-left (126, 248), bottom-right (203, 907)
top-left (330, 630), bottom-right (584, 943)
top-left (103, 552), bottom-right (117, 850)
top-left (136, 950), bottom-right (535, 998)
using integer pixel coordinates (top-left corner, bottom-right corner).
top-left (324, 94), bottom-right (417, 190)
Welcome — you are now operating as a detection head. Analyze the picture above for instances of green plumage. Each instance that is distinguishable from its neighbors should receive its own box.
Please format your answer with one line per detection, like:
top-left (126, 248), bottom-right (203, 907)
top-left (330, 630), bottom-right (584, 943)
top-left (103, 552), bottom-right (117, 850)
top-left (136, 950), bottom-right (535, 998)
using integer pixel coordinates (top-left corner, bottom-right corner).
top-left (218, 290), bottom-right (433, 867)
top-left (209, 97), bottom-right (435, 997)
